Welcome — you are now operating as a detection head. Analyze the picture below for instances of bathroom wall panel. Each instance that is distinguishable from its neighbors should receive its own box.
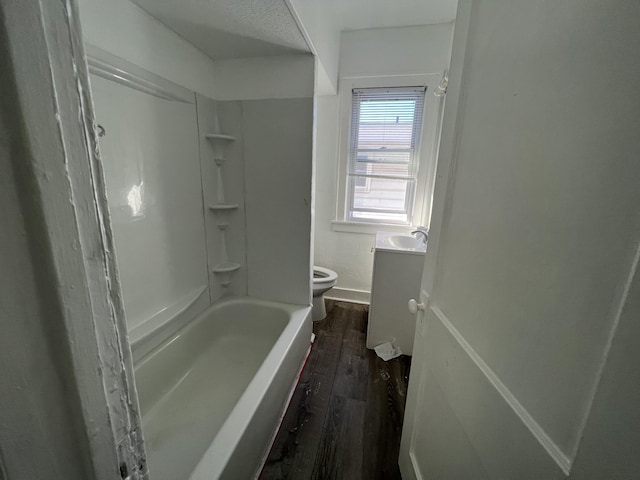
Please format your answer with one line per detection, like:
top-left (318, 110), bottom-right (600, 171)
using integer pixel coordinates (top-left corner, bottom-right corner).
top-left (91, 75), bottom-right (209, 333)
top-left (196, 95), bottom-right (248, 302)
top-left (243, 98), bottom-right (314, 306)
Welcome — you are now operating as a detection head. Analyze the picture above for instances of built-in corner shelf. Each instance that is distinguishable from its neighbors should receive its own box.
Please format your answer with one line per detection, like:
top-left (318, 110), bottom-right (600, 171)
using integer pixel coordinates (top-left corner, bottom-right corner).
top-left (205, 131), bottom-right (235, 167)
top-left (211, 260), bottom-right (241, 289)
top-left (205, 133), bottom-right (236, 142)
top-left (209, 203), bottom-right (239, 212)
top-left (212, 262), bottom-right (241, 274)
top-left (206, 111), bottom-right (242, 291)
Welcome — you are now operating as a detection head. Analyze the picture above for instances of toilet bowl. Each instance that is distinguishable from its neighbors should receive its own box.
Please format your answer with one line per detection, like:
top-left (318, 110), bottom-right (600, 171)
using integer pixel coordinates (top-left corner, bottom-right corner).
top-left (312, 266), bottom-right (338, 321)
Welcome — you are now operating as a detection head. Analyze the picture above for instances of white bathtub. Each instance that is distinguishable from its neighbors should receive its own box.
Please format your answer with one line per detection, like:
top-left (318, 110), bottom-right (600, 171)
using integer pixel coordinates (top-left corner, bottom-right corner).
top-left (134, 296), bottom-right (312, 480)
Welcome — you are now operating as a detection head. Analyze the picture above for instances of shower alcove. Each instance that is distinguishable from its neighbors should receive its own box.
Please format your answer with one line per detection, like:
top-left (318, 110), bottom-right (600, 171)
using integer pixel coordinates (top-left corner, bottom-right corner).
top-left (85, 31), bottom-right (315, 477)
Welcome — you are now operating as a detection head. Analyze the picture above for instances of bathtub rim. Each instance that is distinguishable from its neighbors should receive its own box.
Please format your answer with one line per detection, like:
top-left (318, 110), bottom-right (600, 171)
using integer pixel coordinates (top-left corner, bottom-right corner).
top-left (186, 297), bottom-right (312, 480)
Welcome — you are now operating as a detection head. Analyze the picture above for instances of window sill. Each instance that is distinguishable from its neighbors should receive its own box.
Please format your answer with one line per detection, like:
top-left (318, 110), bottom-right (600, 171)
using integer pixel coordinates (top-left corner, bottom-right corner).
top-left (331, 220), bottom-right (414, 235)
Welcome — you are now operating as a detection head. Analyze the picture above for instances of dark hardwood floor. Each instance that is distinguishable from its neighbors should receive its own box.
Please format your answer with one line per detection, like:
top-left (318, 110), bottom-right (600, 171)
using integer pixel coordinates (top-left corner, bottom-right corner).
top-left (261, 301), bottom-right (411, 480)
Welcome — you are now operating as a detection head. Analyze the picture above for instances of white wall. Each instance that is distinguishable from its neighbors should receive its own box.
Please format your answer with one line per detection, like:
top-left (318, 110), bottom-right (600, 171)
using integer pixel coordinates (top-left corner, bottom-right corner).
top-left (401, 0), bottom-right (640, 477)
top-left (77, 0), bottom-right (218, 98)
top-left (315, 94), bottom-right (373, 295)
top-left (91, 73), bottom-right (209, 338)
top-left (213, 55), bottom-right (315, 100)
top-left (313, 24), bottom-right (454, 297)
top-left (339, 24), bottom-right (454, 77)
top-left (287, 0), bottom-right (340, 94)
top-left (244, 98), bottom-right (314, 306)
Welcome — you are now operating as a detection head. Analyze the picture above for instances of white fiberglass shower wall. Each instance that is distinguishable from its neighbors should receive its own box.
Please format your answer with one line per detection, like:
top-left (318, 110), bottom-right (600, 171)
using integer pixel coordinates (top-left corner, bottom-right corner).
top-left (90, 48), bottom-right (211, 346)
top-left (88, 59), bottom-right (315, 341)
top-left (79, 1), bottom-right (315, 335)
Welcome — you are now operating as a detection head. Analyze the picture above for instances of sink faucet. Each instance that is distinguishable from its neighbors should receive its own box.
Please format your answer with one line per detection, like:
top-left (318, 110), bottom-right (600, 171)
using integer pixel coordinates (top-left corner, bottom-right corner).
top-left (411, 229), bottom-right (428, 243)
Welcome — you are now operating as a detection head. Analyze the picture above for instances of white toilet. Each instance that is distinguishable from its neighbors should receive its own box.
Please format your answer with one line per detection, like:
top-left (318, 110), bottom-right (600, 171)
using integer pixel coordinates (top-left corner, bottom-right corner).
top-left (312, 266), bottom-right (338, 321)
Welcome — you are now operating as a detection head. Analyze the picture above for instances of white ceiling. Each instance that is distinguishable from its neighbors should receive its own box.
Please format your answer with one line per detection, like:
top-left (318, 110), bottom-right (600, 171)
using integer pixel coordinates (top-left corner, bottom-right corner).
top-left (131, 0), bottom-right (311, 60)
top-left (130, 0), bottom-right (457, 61)
top-left (332, 0), bottom-right (458, 31)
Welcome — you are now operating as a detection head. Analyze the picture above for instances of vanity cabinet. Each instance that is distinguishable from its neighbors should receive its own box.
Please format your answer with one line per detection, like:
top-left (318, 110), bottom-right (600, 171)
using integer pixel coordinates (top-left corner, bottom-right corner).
top-left (366, 233), bottom-right (426, 355)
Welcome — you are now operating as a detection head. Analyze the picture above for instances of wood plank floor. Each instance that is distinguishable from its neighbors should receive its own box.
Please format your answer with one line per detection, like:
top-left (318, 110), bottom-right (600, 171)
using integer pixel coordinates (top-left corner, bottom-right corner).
top-left (261, 301), bottom-right (411, 480)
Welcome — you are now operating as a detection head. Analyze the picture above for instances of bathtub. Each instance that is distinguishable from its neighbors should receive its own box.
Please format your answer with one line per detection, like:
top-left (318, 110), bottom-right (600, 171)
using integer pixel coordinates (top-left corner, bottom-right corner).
top-left (134, 296), bottom-right (312, 480)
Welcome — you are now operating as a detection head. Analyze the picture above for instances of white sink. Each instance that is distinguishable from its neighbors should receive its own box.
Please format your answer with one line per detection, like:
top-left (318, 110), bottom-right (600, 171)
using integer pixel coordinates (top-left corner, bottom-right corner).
top-left (375, 231), bottom-right (426, 254)
top-left (388, 235), bottom-right (423, 250)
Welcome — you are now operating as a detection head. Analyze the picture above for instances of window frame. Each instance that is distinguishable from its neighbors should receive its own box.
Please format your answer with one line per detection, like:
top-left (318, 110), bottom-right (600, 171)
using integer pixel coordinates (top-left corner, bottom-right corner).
top-left (333, 74), bottom-right (444, 234)
top-left (346, 86), bottom-right (426, 225)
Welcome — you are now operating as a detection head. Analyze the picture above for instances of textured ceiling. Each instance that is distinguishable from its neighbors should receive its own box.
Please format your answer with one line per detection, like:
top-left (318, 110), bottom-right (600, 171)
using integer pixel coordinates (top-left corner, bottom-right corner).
top-left (131, 0), bottom-right (457, 61)
top-left (131, 0), bottom-right (311, 60)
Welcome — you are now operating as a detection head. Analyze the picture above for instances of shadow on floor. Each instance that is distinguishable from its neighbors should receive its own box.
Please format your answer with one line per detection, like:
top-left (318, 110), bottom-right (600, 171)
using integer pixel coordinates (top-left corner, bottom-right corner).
top-left (262, 300), bottom-right (411, 480)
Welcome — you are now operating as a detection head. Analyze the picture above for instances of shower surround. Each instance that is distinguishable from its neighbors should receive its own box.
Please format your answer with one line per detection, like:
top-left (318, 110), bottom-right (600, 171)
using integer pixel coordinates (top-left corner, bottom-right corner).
top-left (89, 47), bottom-right (314, 478)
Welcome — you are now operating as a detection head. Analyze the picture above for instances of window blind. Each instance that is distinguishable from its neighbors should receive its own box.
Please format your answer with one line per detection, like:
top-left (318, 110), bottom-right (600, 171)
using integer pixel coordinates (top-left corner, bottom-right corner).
top-left (347, 86), bottom-right (426, 224)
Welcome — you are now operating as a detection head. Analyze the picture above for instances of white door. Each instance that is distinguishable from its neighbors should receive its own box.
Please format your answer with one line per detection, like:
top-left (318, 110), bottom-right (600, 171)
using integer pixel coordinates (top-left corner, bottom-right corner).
top-left (399, 0), bottom-right (640, 479)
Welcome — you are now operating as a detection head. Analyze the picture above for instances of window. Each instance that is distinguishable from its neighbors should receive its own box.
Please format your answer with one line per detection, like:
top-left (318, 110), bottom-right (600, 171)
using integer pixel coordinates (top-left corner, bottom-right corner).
top-left (346, 87), bottom-right (426, 225)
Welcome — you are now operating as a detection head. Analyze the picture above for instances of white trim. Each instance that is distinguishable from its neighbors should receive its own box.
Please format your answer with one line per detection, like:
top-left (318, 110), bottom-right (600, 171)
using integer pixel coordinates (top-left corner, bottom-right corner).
top-left (324, 287), bottom-right (371, 304)
top-left (346, 86), bottom-right (426, 224)
top-left (331, 219), bottom-right (413, 235)
top-left (1, 1), bottom-right (146, 476)
top-left (406, 332), bottom-right (431, 480)
top-left (336, 74), bottom-right (442, 228)
top-left (85, 44), bottom-right (194, 104)
top-left (571, 240), bottom-right (640, 460)
top-left (430, 304), bottom-right (571, 474)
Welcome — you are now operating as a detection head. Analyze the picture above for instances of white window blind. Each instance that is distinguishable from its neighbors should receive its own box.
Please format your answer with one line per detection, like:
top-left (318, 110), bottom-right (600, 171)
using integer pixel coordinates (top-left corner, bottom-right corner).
top-left (347, 86), bottom-right (426, 224)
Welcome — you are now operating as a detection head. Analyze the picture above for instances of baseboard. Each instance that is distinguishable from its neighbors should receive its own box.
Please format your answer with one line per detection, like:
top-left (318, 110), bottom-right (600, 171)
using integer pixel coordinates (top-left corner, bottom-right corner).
top-left (324, 287), bottom-right (370, 305)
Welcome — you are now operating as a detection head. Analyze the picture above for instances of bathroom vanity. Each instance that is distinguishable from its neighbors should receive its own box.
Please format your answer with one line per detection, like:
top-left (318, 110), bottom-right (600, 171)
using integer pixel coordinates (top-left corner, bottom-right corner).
top-left (367, 231), bottom-right (426, 355)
